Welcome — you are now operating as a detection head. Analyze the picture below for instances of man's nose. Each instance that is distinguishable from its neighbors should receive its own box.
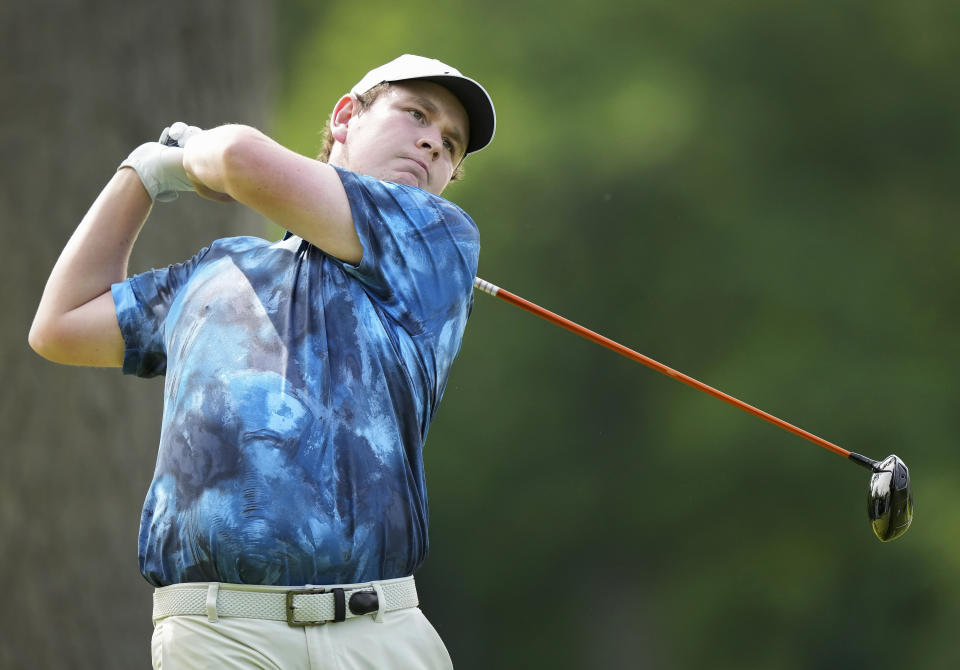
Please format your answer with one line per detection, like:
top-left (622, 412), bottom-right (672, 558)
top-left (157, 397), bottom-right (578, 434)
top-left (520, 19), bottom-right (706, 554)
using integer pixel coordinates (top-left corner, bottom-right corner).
top-left (418, 132), bottom-right (442, 159)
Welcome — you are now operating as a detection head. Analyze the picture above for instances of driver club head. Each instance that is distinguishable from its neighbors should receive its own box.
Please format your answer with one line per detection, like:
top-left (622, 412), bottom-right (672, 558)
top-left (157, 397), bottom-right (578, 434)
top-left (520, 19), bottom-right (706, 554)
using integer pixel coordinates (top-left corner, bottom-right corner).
top-left (868, 454), bottom-right (913, 542)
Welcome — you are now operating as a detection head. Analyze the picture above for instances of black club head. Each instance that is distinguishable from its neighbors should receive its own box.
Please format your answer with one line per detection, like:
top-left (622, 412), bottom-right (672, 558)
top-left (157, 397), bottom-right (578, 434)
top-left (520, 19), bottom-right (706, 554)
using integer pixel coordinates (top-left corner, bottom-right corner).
top-left (868, 454), bottom-right (913, 542)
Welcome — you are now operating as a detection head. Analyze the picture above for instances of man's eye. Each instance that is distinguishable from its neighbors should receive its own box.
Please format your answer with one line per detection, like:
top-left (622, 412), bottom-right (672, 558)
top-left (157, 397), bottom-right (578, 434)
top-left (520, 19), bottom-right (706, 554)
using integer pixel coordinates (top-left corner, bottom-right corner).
top-left (443, 138), bottom-right (455, 154)
top-left (409, 109), bottom-right (425, 121)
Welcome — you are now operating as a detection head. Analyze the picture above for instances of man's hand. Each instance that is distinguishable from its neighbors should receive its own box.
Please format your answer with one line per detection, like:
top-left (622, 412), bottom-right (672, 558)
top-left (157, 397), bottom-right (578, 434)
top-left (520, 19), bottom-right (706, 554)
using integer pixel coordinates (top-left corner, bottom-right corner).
top-left (119, 142), bottom-right (191, 202)
top-left (118, 122), bottom-right (204, 202)
top-left (159, 121), bottom-right (203, 149)
top-left (164, 122), bottom-right (235, 203)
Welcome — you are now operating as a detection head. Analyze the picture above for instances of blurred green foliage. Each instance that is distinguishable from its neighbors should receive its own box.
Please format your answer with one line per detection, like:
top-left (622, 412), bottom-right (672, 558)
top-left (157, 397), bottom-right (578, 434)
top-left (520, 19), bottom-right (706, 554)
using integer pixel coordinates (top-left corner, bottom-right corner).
top-left (274, 1), bottom-right (959, 667)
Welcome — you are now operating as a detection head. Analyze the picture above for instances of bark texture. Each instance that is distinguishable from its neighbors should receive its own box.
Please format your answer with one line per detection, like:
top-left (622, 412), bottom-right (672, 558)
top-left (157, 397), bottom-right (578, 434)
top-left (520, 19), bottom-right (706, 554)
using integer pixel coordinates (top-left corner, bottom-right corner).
top-left (1, 3), bottom-right (273, 667)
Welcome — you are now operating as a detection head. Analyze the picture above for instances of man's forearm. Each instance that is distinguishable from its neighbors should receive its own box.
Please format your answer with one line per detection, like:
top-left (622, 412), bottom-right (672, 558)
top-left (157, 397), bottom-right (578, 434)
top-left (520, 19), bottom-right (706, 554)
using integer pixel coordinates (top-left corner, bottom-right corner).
top-left (40, 167), bottom-right (150, 311)
top-left (29, 168), bottom-right (151, 362)
top-left (183, 124), bottom-right (362, 264)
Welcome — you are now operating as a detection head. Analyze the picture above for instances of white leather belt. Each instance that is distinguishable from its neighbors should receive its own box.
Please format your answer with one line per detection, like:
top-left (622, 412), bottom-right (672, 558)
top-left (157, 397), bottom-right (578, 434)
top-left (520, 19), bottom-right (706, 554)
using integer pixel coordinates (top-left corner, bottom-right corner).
top-left (153, 575), bottom-right (418, 626)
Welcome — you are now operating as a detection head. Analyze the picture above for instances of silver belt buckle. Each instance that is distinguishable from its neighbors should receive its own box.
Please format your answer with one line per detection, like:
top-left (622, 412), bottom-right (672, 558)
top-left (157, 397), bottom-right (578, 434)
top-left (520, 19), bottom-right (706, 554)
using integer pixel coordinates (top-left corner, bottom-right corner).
top-left (285, 588), bottom-right (328, 626)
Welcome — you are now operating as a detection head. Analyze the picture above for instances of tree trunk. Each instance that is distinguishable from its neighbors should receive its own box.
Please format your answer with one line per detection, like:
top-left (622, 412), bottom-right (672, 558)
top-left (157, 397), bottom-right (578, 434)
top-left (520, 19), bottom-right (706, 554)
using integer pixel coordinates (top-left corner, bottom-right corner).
top-left (0, 3), bottom-right (273, 667)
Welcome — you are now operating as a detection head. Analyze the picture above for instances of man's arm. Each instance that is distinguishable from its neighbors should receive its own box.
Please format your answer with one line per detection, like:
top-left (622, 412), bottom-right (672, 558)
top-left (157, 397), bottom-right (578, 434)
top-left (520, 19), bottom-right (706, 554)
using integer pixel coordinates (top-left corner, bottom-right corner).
top-left (28, 168), bottom-right (152, 366)
top-left (182, 124), bottom-right (363, 265)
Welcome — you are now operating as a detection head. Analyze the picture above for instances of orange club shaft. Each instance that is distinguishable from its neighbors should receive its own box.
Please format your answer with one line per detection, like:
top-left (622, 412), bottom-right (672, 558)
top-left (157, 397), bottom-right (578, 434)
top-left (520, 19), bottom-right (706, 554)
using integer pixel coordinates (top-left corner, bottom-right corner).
top-left (473, 277), bottom-right (852, 460)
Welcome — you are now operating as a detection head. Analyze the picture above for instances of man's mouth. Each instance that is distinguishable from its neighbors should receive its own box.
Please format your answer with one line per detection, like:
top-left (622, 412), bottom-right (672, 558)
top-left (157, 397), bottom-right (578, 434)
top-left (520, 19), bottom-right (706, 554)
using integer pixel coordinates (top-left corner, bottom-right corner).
top-left (403, 157), bottom-right (429, 180)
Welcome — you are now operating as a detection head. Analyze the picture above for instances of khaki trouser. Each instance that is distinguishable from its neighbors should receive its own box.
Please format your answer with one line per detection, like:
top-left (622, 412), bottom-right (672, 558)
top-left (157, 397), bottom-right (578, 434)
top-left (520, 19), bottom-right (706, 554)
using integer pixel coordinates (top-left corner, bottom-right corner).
top-left (151, 582), bottom-right (452, 669)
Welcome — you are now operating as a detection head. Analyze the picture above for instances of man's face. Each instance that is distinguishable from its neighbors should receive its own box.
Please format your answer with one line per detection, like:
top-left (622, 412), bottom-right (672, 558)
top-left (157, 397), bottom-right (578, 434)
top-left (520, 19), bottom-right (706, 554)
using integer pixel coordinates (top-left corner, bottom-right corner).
top-left (336, 80), bottom-right (470, 195)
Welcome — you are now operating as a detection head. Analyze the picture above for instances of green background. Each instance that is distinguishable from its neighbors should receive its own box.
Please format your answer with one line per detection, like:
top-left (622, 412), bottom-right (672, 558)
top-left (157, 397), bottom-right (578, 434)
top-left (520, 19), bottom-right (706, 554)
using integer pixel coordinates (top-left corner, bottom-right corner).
top-left (273, 2), bottom-right (958, 668)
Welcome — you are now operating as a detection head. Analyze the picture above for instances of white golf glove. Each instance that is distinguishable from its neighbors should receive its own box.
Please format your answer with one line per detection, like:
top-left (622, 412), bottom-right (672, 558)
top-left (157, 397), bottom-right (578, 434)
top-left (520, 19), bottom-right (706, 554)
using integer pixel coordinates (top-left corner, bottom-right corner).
top-left (119, 122), bottom-right (203, 202)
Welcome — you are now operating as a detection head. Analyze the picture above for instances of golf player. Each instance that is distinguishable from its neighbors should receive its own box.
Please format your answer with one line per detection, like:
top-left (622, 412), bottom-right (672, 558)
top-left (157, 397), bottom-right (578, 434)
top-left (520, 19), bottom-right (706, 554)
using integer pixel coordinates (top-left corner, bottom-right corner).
top-left (29, 54), bottom-right (495, 669)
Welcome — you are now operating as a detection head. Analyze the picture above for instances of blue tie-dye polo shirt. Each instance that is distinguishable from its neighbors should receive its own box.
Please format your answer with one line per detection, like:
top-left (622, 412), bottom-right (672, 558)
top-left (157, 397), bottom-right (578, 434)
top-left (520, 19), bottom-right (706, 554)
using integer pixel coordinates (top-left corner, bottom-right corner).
top-left (111, 167), bottom-right (479, 587)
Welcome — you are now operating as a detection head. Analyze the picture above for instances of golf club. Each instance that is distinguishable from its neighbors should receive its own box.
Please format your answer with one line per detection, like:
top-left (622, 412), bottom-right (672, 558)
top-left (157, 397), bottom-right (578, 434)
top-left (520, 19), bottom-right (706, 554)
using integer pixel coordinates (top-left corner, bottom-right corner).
top-left (473, 277), bottom-right (913, 542)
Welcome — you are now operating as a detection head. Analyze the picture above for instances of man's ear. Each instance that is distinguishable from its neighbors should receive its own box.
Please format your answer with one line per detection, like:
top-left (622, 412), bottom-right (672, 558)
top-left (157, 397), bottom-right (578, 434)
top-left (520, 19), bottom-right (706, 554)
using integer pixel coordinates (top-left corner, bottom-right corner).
top-left (330, 94), bottom-right (357, 145)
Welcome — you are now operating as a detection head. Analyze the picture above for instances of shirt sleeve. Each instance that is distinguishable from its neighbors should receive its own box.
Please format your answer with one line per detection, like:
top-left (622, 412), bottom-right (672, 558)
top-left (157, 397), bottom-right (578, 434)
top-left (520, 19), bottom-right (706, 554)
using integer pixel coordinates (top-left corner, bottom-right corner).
top-left (332, 167), bottom-right (480, 336)
top-left (110, 246), bottom-right (211, 377)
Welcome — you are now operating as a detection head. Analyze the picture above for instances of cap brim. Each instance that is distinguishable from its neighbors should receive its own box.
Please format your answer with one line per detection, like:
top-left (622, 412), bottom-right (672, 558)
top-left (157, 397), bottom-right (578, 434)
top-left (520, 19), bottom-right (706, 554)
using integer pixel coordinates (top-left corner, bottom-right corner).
top-left (400, 75), bottom-right (495, 155)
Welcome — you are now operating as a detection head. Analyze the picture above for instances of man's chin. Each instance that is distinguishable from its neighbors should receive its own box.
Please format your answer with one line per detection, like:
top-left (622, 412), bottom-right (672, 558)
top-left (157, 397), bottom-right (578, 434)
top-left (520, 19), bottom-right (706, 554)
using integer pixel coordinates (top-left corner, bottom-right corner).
top-left (387, 171), bottom-right (421, 188)
top-left (382, 171), bottom-right (444, 195)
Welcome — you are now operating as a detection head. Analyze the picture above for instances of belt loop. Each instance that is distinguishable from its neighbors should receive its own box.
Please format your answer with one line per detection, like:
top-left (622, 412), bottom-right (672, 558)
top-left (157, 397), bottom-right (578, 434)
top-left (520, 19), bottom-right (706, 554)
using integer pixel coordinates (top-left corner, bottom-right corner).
top-left (371, 582), bottom-right (385, 623)
top-left (206, 583), bottom-right (220, 623)
top-left (332, 588), bottom-right (346, 622)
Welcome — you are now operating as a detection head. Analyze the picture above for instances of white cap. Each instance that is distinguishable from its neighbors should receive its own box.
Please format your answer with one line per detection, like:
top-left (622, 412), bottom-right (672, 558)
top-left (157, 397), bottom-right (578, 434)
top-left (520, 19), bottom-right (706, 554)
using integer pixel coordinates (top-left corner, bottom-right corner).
top-left (350, 54), bottom-right (496, 154)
